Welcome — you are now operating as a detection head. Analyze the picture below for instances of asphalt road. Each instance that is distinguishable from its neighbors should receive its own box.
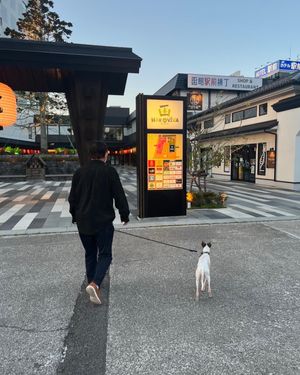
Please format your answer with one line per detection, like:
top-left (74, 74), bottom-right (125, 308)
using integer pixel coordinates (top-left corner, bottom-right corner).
top-left (0, 220), bottom-right (300, 374)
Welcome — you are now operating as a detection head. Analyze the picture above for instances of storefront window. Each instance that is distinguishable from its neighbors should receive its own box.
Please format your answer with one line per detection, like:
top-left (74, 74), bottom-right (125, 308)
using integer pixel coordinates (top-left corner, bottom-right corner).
top-left (28, 127), bottom-right (32, 139)
top-left (232, 106), bottom-right (257, 122)
top-left (225, 114), bottom-right (231, 124)
top-left (104, 127), bottom-right (123, 141)
top-left (231, 144), bottom-right (256, 182)
top-left (232, 110), bottom-right (243, 122)
top-left (204, 118), bottom-right (213, 129)
top-left (259, 103), bottom-right (268, 116)
top-left (244, 106), bottom-right (257, 119)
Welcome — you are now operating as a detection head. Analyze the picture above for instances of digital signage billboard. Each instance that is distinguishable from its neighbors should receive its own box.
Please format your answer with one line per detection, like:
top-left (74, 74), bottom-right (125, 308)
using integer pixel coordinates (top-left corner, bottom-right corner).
top-left (136, 95), bottom-right (186, 218)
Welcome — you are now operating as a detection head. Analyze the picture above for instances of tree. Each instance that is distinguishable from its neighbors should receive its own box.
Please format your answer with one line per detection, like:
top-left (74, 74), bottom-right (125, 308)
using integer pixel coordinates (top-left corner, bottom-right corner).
top-left (5, 0), bottom-right (73, 153)
top-left (188, 125), bottom-right (225, 193)
top-left (187, 100), bottom-right (247, 193)
top-left (5, 0), bottom-right (72, 42)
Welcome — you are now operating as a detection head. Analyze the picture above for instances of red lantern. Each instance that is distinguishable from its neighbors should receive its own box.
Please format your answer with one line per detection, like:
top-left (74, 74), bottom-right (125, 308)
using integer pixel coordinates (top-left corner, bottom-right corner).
top-left (0, 83), bottom-right (17, 127)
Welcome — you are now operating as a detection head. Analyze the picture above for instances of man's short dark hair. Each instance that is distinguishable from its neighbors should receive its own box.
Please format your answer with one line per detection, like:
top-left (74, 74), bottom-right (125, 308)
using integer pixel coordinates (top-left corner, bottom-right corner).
top-left (89, 141), bottom-right (108, 158)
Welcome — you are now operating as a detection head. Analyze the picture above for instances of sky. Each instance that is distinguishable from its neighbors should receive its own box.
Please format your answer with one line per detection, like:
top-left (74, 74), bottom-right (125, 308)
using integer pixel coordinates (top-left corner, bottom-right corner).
top-left (53, 0), bottom-right (300, 112)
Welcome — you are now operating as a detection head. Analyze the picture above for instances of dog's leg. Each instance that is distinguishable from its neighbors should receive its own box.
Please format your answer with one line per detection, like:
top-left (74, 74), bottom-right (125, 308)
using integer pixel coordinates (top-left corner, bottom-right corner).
top-left (201, 273), bottom-right (206, 292)
top-left (195, 271), bottom-right (200, 301)
top-left (207, 274), bottom-right (212, 298)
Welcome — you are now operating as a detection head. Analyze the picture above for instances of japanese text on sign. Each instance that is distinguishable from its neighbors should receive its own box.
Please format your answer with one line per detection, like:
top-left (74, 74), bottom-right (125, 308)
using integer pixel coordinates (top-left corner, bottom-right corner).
top-left (188, 74), bottom-right (262, 91)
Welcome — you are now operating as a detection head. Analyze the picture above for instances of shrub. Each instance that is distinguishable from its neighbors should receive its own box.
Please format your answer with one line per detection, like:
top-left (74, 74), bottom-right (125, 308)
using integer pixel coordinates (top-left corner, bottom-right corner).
top-left (191, 191), bottom-right (227, 208)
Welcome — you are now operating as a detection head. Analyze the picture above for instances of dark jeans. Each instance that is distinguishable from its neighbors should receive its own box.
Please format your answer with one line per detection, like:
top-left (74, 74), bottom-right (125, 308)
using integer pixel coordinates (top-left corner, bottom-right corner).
top-left (79, 223), bottom-right (114, 287)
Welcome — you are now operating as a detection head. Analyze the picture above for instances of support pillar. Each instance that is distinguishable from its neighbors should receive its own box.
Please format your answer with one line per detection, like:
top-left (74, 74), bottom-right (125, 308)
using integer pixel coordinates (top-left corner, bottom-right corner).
top-left (66, 72), bottom-right (108, 166)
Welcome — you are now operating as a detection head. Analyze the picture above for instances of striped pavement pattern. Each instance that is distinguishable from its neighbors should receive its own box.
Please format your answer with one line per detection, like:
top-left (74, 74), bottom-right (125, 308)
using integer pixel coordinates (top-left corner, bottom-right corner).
top-left (0, 167), bottom-right (299, 233)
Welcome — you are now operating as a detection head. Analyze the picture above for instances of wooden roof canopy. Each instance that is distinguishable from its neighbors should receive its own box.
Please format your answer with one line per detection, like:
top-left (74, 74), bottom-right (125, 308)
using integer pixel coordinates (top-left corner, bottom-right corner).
top-left (0, 38), bottom-right (142, 164)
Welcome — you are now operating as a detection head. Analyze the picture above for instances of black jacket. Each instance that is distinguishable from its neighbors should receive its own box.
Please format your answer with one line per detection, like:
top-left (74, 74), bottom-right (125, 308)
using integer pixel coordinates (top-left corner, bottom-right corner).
top-left (68, 160), bottom-right (129, 234)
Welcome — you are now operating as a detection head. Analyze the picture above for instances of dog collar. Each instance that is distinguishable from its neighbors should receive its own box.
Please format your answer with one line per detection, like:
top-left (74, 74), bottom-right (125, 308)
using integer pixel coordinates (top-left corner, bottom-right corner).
top-left (200, 251), bottom-right (210, 256)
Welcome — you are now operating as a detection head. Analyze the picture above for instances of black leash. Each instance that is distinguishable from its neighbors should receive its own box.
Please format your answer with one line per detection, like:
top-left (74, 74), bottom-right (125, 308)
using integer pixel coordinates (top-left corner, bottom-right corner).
top-left (115, 229), bottom-right (198, 253)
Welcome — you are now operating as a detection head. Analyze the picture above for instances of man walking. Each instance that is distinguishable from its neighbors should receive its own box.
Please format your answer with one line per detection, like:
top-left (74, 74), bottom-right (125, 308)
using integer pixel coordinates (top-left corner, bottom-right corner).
top-left (68, 141), bottom-right (129, 305)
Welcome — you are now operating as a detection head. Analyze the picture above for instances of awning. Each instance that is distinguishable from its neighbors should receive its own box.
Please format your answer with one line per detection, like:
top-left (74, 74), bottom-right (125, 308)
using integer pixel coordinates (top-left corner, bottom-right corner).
top-left (272, 94), bottom-right (300, 112)
top-left (194, 120), bottom-right (278, 142)
top-left (0, 38), bottom-right (142, 94)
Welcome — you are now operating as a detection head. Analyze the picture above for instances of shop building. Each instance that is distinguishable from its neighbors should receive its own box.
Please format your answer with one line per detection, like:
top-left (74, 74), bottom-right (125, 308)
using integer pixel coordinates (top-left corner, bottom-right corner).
top-left (187, 72), bottom-right (300, 190)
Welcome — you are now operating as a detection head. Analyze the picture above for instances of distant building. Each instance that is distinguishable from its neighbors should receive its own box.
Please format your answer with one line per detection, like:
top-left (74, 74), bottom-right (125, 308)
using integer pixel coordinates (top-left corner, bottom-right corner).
top-left (0, 107), bottom-right (136, 165)
top-left (32, 107), bottom-right (130, 149)
top-left (0, 0), bottom-right (27, 37)
top-left (0, 109), bottom-right (35, 149)
top-left (255, 60), bottom-right (300, 80)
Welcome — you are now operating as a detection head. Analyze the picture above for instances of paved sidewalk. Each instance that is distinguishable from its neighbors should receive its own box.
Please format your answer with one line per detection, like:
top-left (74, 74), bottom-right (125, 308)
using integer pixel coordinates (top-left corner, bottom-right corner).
top-left (1, 167), bottom-right (300, 236)
top-left (1, 220), bottom-right (299, 374)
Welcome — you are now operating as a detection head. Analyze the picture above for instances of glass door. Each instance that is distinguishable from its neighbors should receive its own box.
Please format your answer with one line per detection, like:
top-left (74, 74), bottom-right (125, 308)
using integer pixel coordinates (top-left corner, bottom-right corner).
top-left (231, 144), bottom-right (256, 182)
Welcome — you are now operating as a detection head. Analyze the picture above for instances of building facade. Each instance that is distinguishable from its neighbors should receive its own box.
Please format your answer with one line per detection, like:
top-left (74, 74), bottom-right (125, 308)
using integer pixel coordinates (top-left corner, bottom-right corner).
top-left (0, 0), bottom-right (27, 37)
top-left (187, 73), bottom-right (300, 190)
top-left (0, 109), bottom-right (35, 149)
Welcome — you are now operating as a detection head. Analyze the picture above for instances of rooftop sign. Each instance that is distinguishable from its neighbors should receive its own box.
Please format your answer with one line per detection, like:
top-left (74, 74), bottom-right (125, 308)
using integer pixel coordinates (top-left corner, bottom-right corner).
top-left (188, 74), bottom-right (262, 91)
top-left (255, 60), bottom-right (300, 78)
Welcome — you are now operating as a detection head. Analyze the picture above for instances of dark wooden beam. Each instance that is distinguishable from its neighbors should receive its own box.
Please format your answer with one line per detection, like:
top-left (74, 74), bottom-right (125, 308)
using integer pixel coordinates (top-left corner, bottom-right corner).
top-left (66, 72), bottom-right (108, 165)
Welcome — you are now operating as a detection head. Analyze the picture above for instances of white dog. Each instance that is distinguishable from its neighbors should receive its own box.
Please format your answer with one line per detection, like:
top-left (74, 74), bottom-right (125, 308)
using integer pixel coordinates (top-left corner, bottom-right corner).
top-left (195, 241), bottom-right (212, 300)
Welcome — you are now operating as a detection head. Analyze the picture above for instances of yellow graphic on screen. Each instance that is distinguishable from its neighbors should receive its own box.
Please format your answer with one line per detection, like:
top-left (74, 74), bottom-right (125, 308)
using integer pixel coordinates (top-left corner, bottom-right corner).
top-left (147, 134), bottom-right (182, 160)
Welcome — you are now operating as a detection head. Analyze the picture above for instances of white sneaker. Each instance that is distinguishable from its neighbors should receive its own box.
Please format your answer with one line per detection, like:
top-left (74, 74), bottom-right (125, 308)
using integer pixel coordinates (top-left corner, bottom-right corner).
top-left (86, 282), bottom-right (101, 305)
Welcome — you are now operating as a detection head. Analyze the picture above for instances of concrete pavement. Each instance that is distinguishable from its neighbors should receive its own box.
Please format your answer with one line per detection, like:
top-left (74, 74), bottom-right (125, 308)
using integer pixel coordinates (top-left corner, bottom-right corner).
top-left (1, 220), bottom-right (299, 374)
top-left (105, 221), bottom-right (300, 375)
top-left (0, 233), bottom-right (83, 375)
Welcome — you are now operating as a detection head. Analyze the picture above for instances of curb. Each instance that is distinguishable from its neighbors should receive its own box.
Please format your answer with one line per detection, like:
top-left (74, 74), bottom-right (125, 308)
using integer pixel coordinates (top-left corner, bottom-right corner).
top-left (1, 215), bottom-right (300, 237)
